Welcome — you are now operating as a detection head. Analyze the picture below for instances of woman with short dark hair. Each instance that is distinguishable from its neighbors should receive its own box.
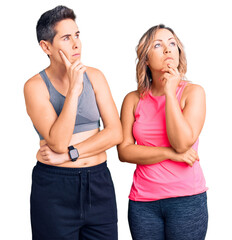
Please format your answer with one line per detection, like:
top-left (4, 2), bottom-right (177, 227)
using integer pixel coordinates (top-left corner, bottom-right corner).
top-left (24, 5), bottom-right (122, 240)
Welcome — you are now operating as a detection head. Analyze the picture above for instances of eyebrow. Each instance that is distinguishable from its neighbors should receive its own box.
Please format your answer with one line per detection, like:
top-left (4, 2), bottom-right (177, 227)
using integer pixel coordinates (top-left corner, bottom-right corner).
top-left (60, 31), bottom-right (80, 39)
top-left (154, 37), bottom-right (175, 42)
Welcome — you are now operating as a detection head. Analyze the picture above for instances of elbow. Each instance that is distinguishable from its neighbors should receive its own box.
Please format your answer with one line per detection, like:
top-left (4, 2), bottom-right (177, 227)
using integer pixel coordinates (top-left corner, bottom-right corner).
top-left (47, 141), bottom-right (68, 154)
top-left (174, 145), bottom-right (190, 153)
top-left (111, 126), bottom-right (123, 146)
top-left (173, 141), bottom-right (194, 153)
top-left (116, 145), bottom-right (127, 163)
top-left (117, 151), bottom-right (126, 163)
top-left (171, 134), bottom-right (196, 153)
top-left (46, 131), bottom-right (69, 153)
top-left (116, 130), bottom-right (123, 145)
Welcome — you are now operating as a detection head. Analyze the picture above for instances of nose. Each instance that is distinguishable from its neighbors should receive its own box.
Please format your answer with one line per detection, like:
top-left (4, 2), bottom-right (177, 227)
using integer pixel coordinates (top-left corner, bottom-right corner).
top-left (72, 38), bottom-right (79, 49)
top-left (163, 45), bottom-right (171, 54)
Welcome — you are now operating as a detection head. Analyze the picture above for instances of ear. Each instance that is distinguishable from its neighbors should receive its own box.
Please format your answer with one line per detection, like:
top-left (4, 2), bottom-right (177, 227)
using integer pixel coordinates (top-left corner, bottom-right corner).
top-left (145, 56), bottom-right (149, 66)
top-left (39, 40), bottom-right (51, 56)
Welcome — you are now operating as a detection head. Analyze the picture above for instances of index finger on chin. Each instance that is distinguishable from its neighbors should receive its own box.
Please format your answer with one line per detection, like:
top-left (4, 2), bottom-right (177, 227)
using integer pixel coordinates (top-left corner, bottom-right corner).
top-left (59, 50), bottom-right (71, 68)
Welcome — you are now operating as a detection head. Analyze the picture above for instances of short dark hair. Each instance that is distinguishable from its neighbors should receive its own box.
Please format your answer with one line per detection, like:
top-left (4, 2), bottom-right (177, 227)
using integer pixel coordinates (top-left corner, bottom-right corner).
top-left (36, 5), bottom-right (76, 44)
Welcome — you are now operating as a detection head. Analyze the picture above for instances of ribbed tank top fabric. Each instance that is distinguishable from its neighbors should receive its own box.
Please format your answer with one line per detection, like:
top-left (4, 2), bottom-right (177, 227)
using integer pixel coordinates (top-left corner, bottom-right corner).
top-left (130, 82), bottom-right (207, 201)
top-left (34, 70), bottom-right (100, 140)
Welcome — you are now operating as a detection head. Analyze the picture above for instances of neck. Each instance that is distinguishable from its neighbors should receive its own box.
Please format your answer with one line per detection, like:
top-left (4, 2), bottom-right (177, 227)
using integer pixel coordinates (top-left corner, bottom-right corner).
top-left (150, 70), bottom-right (165, 96)
top-left (46, 60), bottom-right (69, 83)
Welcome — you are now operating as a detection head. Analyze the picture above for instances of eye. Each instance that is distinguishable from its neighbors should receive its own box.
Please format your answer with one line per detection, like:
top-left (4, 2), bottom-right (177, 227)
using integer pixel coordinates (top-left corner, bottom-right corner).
top-left (74, 34), bottom-right (79, 39)
top-left (64, 36), bottom-right (70, 41)
top-left (170, 41), bottom-right (176, 46)
top-left (154, 43), bottom-right (161, 48)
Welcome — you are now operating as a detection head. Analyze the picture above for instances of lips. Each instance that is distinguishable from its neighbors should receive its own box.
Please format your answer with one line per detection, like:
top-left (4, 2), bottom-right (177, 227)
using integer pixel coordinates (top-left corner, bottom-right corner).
top-left (164, 57), bottom-right (174, 61)
top-left (72, 53), bottom-right (80, 57)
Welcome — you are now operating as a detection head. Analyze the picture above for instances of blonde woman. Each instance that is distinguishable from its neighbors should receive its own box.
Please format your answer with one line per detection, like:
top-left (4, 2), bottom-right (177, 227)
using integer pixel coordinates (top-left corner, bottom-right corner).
top-left (117, 24), bottom-right (208, 240)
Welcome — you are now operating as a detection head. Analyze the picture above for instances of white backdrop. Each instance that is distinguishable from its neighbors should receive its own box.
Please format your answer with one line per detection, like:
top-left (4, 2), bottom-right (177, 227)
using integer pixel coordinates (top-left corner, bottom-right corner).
top-left (1, 0), bottom-right (231, 239)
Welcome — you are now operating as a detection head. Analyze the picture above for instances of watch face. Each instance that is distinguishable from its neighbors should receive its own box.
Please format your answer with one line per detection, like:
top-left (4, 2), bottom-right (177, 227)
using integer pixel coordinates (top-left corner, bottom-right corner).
top-left (70, 149), bottom-right (78, 159)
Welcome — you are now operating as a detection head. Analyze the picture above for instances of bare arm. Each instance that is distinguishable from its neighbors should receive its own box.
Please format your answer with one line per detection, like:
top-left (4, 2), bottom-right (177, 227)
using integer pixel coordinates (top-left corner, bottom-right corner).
top-left (162, 64), bottom-right (206, 153)
top-left (71, 68), bottom-right (123, 158)
top-left (39, 67), bottom-right (122, 163)
top-left (39, 84), bottom-right (198, 166)
top-left (117, 91), bottom-right (198, 166)
top-left (24, 51), bottom-right (86, 153)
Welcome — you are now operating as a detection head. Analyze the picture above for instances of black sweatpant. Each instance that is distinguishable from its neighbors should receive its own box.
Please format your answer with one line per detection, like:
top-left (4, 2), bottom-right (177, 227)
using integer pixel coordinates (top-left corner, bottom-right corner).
top-left (30, 161), bottom-right (118, 240)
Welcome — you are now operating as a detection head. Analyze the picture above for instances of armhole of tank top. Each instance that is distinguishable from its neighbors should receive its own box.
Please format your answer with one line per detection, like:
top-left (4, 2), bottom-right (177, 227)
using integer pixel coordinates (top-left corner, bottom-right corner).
top-left (134, 97), bottom-right (142, 117)
top-left (81, 72), bottom-right (91, 100)
top-left (84, 72), bottom-right (92, 88)
top-left (176, 81), bottom-right (188, 103)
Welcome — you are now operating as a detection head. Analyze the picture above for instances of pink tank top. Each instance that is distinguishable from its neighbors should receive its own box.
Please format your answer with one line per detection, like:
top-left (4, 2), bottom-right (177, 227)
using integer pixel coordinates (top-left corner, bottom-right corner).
top-left (130, 82), bottom-right (207, 201)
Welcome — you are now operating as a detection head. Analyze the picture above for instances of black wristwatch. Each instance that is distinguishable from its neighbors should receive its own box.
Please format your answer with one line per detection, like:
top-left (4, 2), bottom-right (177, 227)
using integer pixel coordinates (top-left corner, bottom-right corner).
top-left (68, 145), bottom-right (79, 162)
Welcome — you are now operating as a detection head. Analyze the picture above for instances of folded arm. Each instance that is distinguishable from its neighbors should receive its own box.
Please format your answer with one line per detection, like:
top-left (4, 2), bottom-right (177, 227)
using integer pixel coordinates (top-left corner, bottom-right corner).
top-left (165, 84), bottom-right (206, 153)
top-left (161, 64), bottom-right (206, 153)
top-left (24, 52), bottom-right (85, 153)
top-left (38, 67), bottom-right (123, 163)
top-left (71, 67), bottom-right (123, 159)
top-left (24, 75), bottom-right (80, 153)
top-left (117, 91), bottom-right (198, 166)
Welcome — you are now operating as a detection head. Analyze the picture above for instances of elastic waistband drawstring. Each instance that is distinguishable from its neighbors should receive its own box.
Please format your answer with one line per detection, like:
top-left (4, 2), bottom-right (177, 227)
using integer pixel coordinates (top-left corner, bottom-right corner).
top-left (79, 170), bottom-right (92, 219)
top-left (87, 170), bottom-right (92, 208)
top-left (79, 171), bottom-right (84, 219)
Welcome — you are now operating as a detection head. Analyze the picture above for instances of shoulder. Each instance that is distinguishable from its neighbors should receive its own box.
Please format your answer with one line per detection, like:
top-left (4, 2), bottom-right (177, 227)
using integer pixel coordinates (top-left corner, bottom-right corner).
top-left (24, 74), bottom-right (39, 94)
top-left (122, 91), bottom-right (140, 114)
top-left (86, 66), bottom-right (103, 75)
top-left (182, 82), bottom-right (205, 99)
top-left (24, 73), bottom-right (44, 92)
top-left (24, 73), bottom-right (49, 100)
top-left (182, 82), bottom-right (206, 106)
top-left (123, 91), bottom-right (140, 103)
top-left (85, 66), bottom-right (107, 91)
top-left (85, 66), bottom-right (105, 82)
top-left (184, 82), bottom-right (205, 98)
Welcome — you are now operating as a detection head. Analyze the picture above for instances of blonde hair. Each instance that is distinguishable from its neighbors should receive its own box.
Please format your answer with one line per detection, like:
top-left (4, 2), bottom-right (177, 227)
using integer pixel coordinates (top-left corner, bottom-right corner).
top-left (136, 24), bottom-right (187, 98)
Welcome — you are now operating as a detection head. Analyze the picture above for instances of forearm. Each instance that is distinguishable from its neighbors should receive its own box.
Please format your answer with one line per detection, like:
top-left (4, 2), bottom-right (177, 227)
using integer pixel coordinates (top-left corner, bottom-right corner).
top-left (47, 89), bottom-right (79, 153)
top-left (44, 54), bottom-right (86, 153)
top-left (165, 93), bottom-right (193, 152)
top-left (75, 127), bottom-right (122, 159)
top-left (58, 126), bottom-right (122, 162)
top-left (117, 144), bottom-right (176, 165)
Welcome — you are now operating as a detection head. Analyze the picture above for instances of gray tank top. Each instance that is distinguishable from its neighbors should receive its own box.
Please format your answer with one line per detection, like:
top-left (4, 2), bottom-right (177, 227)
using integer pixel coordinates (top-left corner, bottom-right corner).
top-left (35, 70), bottom-right (100, 140)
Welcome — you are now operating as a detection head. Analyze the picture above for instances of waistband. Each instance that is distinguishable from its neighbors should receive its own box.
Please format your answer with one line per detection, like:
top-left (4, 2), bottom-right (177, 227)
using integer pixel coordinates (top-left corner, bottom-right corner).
top-left (35, 161), bottom-right (107, 176)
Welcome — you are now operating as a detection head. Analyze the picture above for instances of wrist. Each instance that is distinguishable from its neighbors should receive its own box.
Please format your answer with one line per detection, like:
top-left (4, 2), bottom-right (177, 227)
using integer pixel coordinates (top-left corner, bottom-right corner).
top-left (167, 147), bottom-right (178, 161)
top-left (164, 90), bottom-right (176, 98)
top-left (68, 145), bottom-right (79, 162)
top-left (64, 152), bottom-right (71, 162)
top-left (68, 86), bottom-right (82, 96)
top-left (69, 82), bottom-right (83, 95)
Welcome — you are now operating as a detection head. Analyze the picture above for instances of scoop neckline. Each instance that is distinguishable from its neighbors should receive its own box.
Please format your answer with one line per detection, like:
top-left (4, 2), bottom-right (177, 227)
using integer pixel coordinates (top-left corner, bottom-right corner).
top-left (43, 69), bottom-right (85, 99)
top-left (148, 91), bottom-right (165, 98)
top-left (148, 81), bottom-right (187, 98)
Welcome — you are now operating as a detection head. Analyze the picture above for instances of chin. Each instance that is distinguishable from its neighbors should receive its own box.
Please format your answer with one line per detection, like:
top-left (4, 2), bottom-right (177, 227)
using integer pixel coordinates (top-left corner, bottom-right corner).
top-left (71, 56), bottom-right (81, 63)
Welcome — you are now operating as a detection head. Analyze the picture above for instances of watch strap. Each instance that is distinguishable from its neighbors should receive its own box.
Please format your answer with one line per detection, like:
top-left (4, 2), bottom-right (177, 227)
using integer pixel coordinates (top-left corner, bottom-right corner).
top-left (68, 145), bottom-right (79, 162)
top-left (68, 145), bottom-right (74, 151)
